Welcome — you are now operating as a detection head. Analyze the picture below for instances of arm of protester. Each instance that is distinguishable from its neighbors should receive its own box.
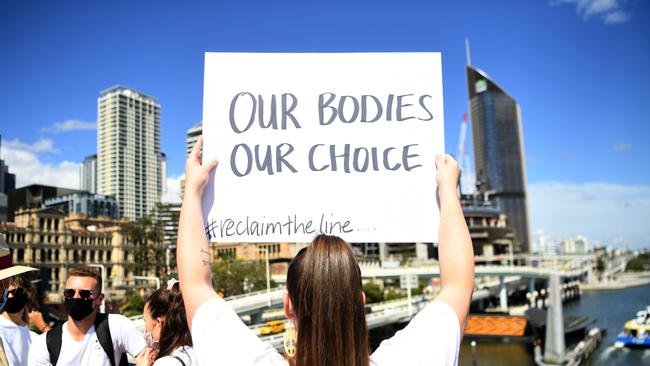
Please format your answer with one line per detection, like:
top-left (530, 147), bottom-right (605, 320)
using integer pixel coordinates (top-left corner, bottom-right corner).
top-left (29, 310), bottom-right (51, 333)
top-left (115, 314), bottom-right (147, 357)
top-left (178, 136), bottom-right (220, 329)
top-left (433, 154), bottom-right (475, 335)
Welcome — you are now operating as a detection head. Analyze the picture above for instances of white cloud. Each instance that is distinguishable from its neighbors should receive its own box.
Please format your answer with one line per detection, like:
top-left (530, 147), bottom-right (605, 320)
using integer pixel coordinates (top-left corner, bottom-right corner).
top-left (4, 138), bottom-right (59, 154)
top-left (612, 142), bottom-right (631, 152)
top-left (161, 175), bottom-right (184, 204)
top-left (2, 139), bottom-right (79, 189)
top-left (529, 181), bottom-right (650, 248)
top-left (39, 119), bottom-right (96, 133)
top-left (550, 0), bottom-right (632, 24)
top-left (603, 10), bottom-right (631, 24)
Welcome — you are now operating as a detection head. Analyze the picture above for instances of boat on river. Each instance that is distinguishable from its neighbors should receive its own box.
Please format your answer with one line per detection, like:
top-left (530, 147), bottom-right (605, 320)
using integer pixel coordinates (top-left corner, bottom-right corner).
top-left (614, 305), bottom-right (650, 348)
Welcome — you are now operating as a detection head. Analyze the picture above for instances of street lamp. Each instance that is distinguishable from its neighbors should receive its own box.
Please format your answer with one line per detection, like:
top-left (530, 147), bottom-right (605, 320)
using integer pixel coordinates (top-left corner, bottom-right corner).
top-left (258, 247), bottom-right (271, 307)
top-left (88, 264), bottom-right (106, 313)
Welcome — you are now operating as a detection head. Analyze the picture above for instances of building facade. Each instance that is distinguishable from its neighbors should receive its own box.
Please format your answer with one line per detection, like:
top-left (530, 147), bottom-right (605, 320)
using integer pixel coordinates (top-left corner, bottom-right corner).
top-left (7, 184), bottom-right (78, 222)
top-left (209, 242), bottom-right (307, 274)
top-left (80, 154), bottom-right (97, 194)
top-left (466, 65), bottom-right (531, 253)
top-left (1, 208), bottom-right (135, 302)
top-left (97, 85), bottom-right (165, 219)
top-left (460, 191), bottom-right (515, 263)
top-left (43, 192), bottom-right (120, 219)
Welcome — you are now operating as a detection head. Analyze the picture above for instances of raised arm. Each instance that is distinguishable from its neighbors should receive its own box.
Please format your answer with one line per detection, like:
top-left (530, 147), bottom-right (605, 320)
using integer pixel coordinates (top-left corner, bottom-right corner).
top-left (434, 154), bottom-right (475, 334)
top-left (178, 136), bottom-right (219, 329)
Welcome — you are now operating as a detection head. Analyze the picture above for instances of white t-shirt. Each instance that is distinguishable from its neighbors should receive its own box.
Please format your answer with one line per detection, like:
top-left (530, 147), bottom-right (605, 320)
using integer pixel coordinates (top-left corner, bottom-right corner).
top-left (28, 314), bottom-right (146, 366)
top-left (0, 315), bottom-right (37, 366)
top-left (191, 297), bottom-right (460, 366)
top-left (153, 346), bottom-right (196, 366)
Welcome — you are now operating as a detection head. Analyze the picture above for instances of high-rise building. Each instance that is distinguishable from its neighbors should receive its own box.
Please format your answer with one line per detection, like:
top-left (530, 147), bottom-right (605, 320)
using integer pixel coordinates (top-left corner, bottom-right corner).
top-left (80, 154), bottom-right (97, 193)
top-left (43, 192), bottom-right (120, 219)
top-left (0, 135), bottom-right (16, 222)
top-left (97, 85), bottom-right (165, 219)
top-left (181, 122), bottom-right (203, 198)
top-left (466, 65), bottom-right (531, 253)
top-left (186, 122), bottom-right (202, 157)
top-left (7, 184), bottom-right (77, 222)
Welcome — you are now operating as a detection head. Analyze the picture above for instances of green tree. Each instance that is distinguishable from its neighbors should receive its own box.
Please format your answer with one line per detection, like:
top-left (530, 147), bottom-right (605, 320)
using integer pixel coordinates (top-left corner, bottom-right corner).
top-left (626, 257), bottom-right (645, 272)
top-left (120, 215), bottom-right (165, 278)
top-left (363, 281), bottom-right (384, 304)
top-left (119, 293), bottom-right (145, 317)
top-left (211, 258), bottom-right (271, 297)
top-left (596, 257), bottom-right (606, 272)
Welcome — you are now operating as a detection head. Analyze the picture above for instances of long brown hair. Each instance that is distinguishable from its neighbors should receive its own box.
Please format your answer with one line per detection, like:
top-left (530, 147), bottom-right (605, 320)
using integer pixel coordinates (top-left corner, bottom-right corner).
top-left (146, 282), bottom-right (192, 358)
top-left (286, 234), bottom-right (369, 366)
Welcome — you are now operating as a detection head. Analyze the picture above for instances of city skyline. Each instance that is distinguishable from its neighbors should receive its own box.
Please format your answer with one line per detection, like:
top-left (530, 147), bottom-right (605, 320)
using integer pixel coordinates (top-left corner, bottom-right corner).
top-left (1, 1), bottom-right (648, 247)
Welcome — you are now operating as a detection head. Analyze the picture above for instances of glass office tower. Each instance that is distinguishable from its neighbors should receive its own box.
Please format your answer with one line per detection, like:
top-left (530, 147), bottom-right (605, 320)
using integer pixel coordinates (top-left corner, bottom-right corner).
top-left (466, 66), bottom-right (531, 253)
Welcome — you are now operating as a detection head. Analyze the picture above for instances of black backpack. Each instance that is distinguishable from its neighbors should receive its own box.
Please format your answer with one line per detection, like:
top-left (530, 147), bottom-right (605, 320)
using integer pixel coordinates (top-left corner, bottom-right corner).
top-left (46, 313), bottom-right (129, 366)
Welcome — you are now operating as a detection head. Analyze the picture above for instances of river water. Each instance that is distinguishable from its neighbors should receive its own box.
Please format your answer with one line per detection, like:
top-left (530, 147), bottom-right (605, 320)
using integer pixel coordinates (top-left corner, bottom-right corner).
top-left (458, 284), bottom-right (650, 365)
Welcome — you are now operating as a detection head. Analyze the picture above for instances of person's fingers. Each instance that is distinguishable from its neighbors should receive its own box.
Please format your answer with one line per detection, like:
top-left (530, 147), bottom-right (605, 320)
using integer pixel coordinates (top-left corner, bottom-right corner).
top-left (203, 158), bottom-right (219, 172)
top-left (435, 153), bottom-right (443, 169)
top-left (190, 135), bottom-right (204, 163)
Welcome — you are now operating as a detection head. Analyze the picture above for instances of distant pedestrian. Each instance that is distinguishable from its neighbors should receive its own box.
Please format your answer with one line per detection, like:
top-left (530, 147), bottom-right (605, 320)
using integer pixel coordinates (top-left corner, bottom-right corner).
top-left (136, 280), bottom-right (195, 366)
top-left (0, 234), bottom-right (38, 366)
top-left (28, 267), bottom-right (146, 366)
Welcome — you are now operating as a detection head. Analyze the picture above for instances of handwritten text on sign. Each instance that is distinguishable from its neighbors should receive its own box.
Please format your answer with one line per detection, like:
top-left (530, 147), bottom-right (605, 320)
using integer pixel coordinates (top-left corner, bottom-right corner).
top-left (201, 53), bottom-right (445, 243)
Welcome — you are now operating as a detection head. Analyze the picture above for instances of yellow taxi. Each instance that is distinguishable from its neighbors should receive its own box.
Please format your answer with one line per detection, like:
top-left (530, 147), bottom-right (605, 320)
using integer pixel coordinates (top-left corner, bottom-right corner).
top-left (259, 320), bottom-right (286, 335)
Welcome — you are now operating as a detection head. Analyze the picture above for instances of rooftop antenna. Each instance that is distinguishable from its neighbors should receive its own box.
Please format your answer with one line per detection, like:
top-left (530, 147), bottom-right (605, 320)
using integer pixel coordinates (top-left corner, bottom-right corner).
top-left (465, 38), bottom-right (471, 66)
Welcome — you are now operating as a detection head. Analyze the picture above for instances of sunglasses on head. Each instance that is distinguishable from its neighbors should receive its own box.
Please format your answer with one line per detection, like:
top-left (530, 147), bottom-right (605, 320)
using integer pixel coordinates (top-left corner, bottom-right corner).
top-left (63, 288), bottom-right (95, 299)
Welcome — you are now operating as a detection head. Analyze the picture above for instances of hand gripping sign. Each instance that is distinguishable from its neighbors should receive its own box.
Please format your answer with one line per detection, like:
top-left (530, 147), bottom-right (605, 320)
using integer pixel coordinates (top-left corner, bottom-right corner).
top-left (201, 52), bottom-right (445, 243)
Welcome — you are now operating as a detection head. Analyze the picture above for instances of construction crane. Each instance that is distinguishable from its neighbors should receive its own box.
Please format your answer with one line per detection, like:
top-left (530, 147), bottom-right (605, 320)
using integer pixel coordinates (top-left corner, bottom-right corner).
top-left (457, 112), bottom-right (475, 194)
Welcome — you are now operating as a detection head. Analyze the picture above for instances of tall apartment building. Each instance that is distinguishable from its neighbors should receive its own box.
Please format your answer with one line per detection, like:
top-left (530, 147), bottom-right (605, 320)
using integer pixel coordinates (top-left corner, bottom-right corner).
top-left (80, 154), bottom-right (97, 194)
top-left (466, 65), bottom-right (531, 253)
top-left (0, 135), bottom-right (16, 222)
top-left (186, 122), bottom-right (202, 157)
top-left (97, 86), bottom-right (165, 219)
top-left (181, 122), bottom-right (202, 198)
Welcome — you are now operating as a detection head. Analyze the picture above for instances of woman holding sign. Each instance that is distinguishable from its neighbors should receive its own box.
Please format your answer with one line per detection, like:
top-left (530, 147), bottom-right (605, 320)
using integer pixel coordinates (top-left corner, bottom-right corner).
top-left (178, 136), bottom-right (474, 365)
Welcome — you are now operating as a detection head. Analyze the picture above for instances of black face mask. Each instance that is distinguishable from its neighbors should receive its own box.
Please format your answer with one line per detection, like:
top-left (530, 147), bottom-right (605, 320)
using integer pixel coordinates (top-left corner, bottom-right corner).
top-left (3, 292), bottom-right (28, 314)
top-left (64, 298), bottom-right (96, 321)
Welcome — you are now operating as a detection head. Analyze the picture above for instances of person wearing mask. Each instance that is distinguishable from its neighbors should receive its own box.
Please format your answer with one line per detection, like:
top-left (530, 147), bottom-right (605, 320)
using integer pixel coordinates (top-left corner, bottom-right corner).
top-left (0, 275), bottom-right (38, 366)
top-left (177, 137), bottom-right (474, 365)
top-left (136, 280), bottom-right (195, 366)
top-left (0, 235), bottom-right (37, 366)
top-left (28, 267), bottom-right (146, 366)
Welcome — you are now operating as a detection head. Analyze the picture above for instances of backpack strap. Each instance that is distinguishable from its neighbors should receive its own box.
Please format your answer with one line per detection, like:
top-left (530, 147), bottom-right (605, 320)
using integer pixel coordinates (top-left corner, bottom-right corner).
top-left (45, 324), bottom-right (64, 366)
top-left (173, 356), bottom-right (187, 366)
top-left (94, 313), bottom-right (117, 366)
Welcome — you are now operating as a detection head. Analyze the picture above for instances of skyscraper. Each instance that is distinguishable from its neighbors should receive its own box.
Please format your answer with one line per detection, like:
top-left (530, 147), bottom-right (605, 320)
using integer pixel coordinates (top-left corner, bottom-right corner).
top-left (186, 122), bottom-right (202, 158)
top-left (97, 85), bottom-right (165, 219)
top-left (80, 154), bottom-right (97, 193)
top-left (0, 135), bottom-right (16, 222)
top-left (466, 66), bottom-right (531, 253)
top-left (181, 122), bottom-right (202, 198)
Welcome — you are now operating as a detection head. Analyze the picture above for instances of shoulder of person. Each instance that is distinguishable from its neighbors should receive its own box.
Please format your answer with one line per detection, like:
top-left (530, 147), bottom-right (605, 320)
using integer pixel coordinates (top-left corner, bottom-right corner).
top-left (153, 355), bottom-right (188, 366)
top-left (27, 331), bottom-right (50, 362)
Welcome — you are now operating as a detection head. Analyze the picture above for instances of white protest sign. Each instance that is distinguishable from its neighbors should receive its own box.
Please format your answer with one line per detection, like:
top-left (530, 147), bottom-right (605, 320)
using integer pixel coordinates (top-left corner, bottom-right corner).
top-left (201, 52), bottom-right (445, 243)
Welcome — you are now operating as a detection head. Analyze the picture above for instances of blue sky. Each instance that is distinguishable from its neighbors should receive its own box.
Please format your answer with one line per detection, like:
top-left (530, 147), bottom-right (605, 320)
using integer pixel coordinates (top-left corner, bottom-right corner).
top-left (1, 0), bottom-right (648, 248)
